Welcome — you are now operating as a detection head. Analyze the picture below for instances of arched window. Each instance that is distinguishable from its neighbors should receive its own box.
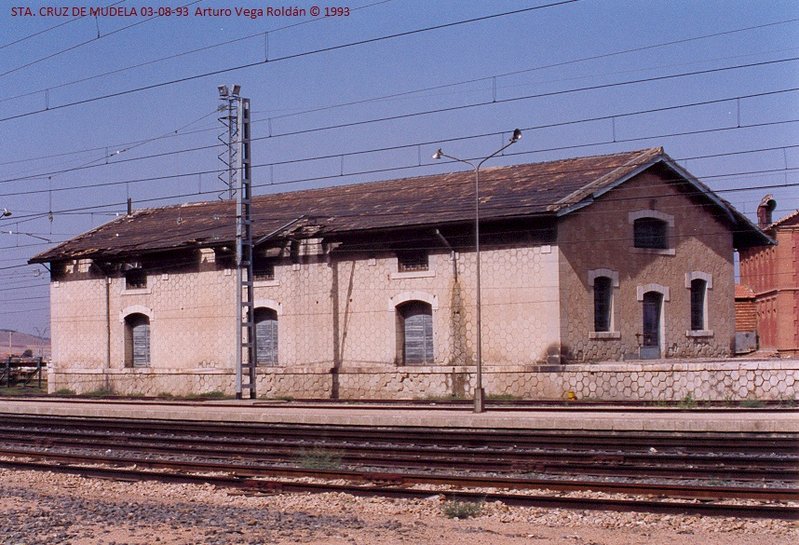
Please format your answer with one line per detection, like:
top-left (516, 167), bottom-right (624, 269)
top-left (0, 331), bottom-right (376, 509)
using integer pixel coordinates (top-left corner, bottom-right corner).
top-left (124, 313), bottom-right (150, 367)
top-left (633, 217), bottom-right (668, 249)
top-left (690, 278), bottom-right (707, 331)
top-left (396, 301), bottom-right (433, 365)
top-left (254, 308), bottom-right (278, 366)
top-left (593, 276), bottom-right (613, 332)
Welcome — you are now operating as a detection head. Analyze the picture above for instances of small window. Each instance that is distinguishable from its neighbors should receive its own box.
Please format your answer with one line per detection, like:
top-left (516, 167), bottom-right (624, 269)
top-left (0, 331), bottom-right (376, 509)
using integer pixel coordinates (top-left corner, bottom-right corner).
top-left (125, 268), bottom-right (147, 289)
top-left (634, 217), bottom-right (668, 249)
top-left (397, 251), bottom-right (428, 272)
top-left (593, 276), bottom-right (612, 332)
top-left (254, 261), bottom-right (275, 281)
top-left (690, 279), bottom-right (707, 331)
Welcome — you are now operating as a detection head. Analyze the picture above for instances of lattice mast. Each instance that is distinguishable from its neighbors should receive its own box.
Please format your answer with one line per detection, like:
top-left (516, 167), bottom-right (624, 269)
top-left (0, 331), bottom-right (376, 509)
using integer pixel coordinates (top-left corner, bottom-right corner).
top-left (218, 85), bottom-right (256, 399)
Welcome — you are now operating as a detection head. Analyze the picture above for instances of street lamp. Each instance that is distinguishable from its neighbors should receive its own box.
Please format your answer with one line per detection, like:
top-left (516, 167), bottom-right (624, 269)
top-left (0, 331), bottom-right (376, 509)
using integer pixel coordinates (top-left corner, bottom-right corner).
top-left (433, 129), bottom-right (522, 413)
top-left (1, 208), bottom-right (11, 218)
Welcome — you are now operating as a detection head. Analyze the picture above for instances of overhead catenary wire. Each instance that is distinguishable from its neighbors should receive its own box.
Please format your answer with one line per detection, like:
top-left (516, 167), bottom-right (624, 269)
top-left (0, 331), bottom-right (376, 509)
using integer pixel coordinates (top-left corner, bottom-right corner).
top-left (3, 80), bottom-right (799, 186)
top-left (0, 1), bottom-right (200, 79)
top-left (3, 15), bottom-right (797, 170)
top-left (0, 0), bottom-right (394, 106)
top-left (0, 1), bottom-right (626, 124)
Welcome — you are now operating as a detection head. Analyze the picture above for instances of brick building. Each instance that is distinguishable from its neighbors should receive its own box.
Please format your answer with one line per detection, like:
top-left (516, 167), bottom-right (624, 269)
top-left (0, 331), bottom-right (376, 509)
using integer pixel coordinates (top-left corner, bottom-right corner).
top-left (32, 147), bottom-right (796, 401)
top-left (739, 196), bottom-right (799, 356)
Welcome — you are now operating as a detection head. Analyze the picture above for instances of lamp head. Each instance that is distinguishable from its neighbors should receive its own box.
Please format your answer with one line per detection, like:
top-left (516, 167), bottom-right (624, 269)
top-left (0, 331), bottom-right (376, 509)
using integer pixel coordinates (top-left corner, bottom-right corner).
top-left (1, 208), bottom-right (10, 218)
top-left (432, 149), bottom-right (443, 160)
top-left (510, 128), bottom-right (522, 143)
top-left (232, 84), bottom-right (241, 96)
top-left (218, 85), bottom-right (229, 97)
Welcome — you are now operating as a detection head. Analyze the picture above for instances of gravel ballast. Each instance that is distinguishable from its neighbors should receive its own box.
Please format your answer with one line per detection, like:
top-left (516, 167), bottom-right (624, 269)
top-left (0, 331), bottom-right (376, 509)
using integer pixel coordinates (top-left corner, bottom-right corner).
top-left (0, 468), bottom-right (795, 545)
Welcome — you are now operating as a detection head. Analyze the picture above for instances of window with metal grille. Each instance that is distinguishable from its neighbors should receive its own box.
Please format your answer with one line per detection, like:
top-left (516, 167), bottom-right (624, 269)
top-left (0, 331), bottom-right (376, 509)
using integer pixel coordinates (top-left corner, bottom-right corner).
top-left (593, 276), bottom-right (612, 332)
top-left (690, 279), bottom-right (707, 330)
top-left (253, 261), bottom-right (275, 281)
top-left (124, 313), bottom-right (150, 367)
top-left (633, 217), bottom-right (668, 249)
top-left (125, 268), bottom-right (147, 289)
top-left (397, 301), bottom-right (433, 364)
top-left (397, 251), bottom-right (428, 272)
top-left (255, 308), bottom-right (278, 365)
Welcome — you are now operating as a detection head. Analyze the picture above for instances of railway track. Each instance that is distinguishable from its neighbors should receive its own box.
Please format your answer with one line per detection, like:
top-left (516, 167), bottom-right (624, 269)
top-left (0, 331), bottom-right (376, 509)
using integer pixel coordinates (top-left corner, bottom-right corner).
top-left (0, 412), bottom-right (796, 520)
top-left (0, 456), bottom-right (795, 520)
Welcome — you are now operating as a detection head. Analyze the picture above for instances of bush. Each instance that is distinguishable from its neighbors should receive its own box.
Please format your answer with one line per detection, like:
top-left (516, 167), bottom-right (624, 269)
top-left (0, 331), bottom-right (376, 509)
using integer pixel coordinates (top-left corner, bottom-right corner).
top-left (441, 500), bottom-right (483, 519)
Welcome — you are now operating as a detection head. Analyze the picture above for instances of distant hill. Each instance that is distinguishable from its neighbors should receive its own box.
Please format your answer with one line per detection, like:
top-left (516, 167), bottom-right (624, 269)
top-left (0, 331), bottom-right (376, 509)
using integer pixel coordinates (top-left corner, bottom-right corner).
top-left (0, 329), bottom-right (51, 359)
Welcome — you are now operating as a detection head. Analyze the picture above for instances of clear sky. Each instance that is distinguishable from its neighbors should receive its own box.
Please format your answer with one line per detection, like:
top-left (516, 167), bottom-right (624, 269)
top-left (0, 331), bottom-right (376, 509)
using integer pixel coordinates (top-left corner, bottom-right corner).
top-left (0, 0), bottom-right (797, 336)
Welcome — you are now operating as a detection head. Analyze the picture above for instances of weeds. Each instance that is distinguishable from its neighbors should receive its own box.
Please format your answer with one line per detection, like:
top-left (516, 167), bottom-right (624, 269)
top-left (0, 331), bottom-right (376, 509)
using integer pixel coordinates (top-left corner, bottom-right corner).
top-left (298, 447), bottom-right (344, 470)
top-left (183, 391), bottom-right (229, 401)
top-left (84, 388), bottom-right (116, 398)
top-left (54, 388), bottom-right (76, 396)
top-left (441, 500), bottom-right (483, 519)
top-left (678, 393), bottom-right (697, 409)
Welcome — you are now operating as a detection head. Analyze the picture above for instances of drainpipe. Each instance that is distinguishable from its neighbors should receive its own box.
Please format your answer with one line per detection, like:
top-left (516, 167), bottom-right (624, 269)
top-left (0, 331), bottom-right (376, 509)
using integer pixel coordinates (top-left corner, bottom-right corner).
top-left (105, 276), bottom-right (111, 390)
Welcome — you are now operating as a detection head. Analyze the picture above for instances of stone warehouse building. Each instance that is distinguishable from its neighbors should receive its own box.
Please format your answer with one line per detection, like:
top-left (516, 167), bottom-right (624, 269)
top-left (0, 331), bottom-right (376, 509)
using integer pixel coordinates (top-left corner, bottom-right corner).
top-left (31, 147), bottom-right (797, 401)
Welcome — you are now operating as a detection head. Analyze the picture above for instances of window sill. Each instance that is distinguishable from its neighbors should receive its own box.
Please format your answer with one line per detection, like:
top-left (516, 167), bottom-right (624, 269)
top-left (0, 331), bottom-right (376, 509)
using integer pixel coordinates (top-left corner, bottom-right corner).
top-left (122, 287), bottom-right (151, 295)
top-left (590, 331), bottom-right (621, 339)
top-left (631, 247), bottom-right (675, 256)
top-left (254, 279), bottom-right (279, 287)
top-left (686, 330), bottom-right (714, 338)
top-left (390, 270), bottom-right (436, 280)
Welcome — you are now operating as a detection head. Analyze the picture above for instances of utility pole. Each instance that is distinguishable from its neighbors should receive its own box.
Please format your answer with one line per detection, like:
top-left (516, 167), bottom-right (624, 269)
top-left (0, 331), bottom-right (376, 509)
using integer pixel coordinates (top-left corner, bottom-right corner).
top-left (218, 85), bottom-right (256, 399)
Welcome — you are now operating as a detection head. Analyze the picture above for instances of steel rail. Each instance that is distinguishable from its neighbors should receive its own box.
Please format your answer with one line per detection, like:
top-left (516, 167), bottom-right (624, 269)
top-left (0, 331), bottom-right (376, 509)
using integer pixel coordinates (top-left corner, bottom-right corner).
top-left (0, 414), bottom-right (796, 452)
top-left (0, 457), bottom-right (795, 520)
top-left (3, 396), bottom-right (797, 411)
top-left (1, 431), bottom-right (795, 482)
top-left (1, 448), bottom-right (796, 502)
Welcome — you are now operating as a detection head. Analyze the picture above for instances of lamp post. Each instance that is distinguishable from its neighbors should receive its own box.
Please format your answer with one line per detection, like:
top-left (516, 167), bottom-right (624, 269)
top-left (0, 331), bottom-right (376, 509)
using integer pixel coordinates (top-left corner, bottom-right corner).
top-left (433, 129), bottom-right (522, 413)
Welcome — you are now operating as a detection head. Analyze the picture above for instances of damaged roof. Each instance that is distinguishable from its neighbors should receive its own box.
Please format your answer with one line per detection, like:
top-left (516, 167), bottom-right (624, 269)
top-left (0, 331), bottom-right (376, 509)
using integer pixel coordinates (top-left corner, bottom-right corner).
top-left (30, 147), bottom-right (769, 263)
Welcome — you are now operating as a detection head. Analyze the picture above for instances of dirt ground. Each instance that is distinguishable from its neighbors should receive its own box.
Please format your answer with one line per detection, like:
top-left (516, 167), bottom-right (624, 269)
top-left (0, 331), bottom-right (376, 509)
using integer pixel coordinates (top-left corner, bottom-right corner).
top-left (0, 469), bottom-right (795, 545)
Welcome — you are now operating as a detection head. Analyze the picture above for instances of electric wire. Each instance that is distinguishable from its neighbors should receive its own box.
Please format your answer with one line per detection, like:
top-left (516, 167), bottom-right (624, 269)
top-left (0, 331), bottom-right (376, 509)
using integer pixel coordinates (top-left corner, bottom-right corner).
top-left (0, 1), bottom-right (591, 123)
top-left (0, 1), bottom-right (200, 79)
top-left (3, 83), bottom-right (799, 186)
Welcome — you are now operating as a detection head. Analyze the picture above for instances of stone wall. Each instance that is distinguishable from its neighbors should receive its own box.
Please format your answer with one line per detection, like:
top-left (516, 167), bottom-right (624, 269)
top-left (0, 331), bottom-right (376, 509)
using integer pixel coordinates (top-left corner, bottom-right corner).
top-left (48, 359), bottom-right (798, 402)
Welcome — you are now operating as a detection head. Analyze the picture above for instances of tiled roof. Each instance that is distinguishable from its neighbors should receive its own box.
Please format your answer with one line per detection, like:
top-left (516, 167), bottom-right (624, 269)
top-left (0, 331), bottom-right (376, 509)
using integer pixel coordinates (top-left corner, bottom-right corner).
top-left (735, 284), bottom-right (755, 299)
top-left (29, 147), bottom-right (767, 262)
top-left (769, 209), bottom-right (799, 229)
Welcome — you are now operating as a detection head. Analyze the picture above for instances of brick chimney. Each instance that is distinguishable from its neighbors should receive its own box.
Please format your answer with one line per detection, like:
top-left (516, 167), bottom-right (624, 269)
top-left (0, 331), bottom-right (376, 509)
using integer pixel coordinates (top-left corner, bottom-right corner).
top-left (757, 194), bottom-right (776, 230)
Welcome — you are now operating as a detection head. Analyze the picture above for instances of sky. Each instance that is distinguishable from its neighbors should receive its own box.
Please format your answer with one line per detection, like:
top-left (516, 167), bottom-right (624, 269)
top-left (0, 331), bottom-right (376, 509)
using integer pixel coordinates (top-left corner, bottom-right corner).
top-left (0, 0), bottom-right (797, 336)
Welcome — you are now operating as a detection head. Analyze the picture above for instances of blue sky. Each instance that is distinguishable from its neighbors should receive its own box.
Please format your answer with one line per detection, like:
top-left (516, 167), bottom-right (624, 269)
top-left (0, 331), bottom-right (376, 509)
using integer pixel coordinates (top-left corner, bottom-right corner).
top-left (1, 0), bottom-right (797, 335)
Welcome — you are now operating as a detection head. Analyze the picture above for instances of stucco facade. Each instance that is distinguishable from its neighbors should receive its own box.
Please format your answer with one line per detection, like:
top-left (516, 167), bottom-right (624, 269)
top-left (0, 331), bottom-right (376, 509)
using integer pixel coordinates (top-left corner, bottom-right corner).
top-left (37, 148), bottom-right (793, 401)
top-left (558, 170), bottom-right (735, 362)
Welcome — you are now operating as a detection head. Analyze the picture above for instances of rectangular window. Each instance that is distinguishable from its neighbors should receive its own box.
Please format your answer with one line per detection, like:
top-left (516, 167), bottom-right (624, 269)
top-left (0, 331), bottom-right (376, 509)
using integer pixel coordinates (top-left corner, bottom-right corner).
top-left (125, 268), bottom-right (147, 290)
top-left (593, 276), bottom-right (612, 332)
top-left (690, 279), bottom-right (706, 330)
top-left (253, 261), bottom-right (275, 281)
top-left (634, 217), bottom-right (668, 249)
top-left (397, 251), bottom-right (429, 272)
